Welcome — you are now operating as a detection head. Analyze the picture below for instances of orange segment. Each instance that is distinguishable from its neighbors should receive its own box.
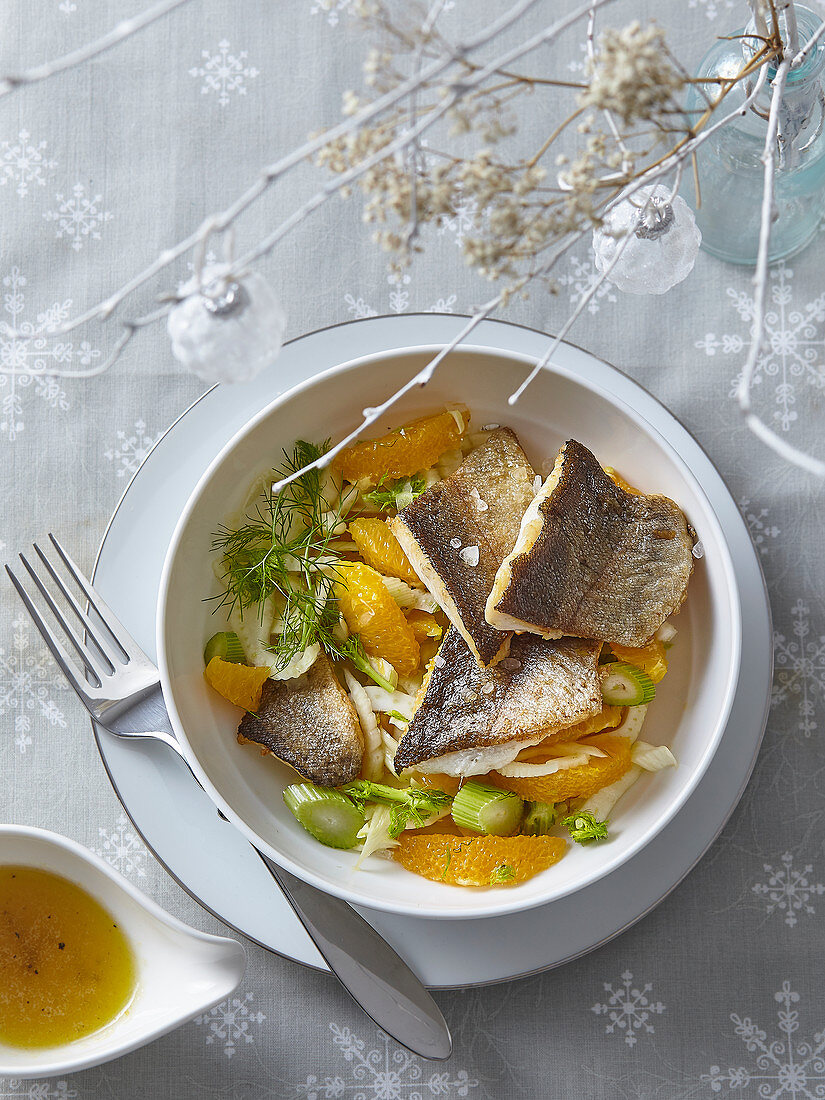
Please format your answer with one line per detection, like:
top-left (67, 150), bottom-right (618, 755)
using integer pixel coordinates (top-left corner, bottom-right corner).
top-left (489, 732), bottom-right (633, 803)
top-left (405, 609), bottom-right (443, 643)
top-left (395, 834), bottom-right (567, 886)
top-left (334, 561), bottom-right (420, 676)
top-left (204, 657), bottom-right (270, 712)
top-left (333, 408), bottom-right (469, 483)
top-left (610, 640), bottom-right (668, 683)
top-left (348, 518), bottom-right (420, 583)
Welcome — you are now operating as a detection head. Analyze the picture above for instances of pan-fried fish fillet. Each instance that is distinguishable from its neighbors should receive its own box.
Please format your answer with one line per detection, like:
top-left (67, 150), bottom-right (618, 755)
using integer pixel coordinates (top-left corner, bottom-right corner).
top-left (389, 428), bottom-right (535, 668)
top-left (237, 652), bottom-right (363, 787)
top-left (393, 627), bottom-right (602, 776)
top-left (486, 439), bottom-right (694, 647)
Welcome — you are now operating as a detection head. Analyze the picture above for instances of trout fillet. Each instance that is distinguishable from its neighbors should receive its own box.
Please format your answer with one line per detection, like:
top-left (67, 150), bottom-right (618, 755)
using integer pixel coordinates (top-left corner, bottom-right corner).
top-left (237, 652), bottom-right (364, 787)
top-left (486, 439), bottom-right (694, 647)
top-left (393, 627), bottom-right (602, 776)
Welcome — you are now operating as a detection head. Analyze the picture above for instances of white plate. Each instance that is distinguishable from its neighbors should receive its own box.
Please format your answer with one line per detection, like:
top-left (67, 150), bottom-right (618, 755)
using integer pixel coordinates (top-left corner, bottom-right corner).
top-left (92, 314), bottom-right (772, 987)
top-left (158, 343), bottom-right (740, 920)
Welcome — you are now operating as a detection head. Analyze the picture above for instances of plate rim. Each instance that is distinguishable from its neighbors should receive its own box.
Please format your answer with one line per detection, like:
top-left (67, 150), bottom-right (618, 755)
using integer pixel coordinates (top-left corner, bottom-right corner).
top-left (91, 312), bottom-right (772, 986)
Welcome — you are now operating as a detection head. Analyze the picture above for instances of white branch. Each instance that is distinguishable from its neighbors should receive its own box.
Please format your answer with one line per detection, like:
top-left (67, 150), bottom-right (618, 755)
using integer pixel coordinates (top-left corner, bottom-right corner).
top-left (781, 0), bottom-right (801, 59)
top-left (0, 0), bottom-right (194, 98)
top-left (1, 0), bottom-right (617, 371)
top-left (792, 17), bottom-right (825, 67)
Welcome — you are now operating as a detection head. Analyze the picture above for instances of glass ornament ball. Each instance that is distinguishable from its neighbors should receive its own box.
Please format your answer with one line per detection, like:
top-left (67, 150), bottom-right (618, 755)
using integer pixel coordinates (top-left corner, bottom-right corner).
top-left (592, 185), bottom-right (702, 295)
top-left (167, 265), bottom-right (287, 384)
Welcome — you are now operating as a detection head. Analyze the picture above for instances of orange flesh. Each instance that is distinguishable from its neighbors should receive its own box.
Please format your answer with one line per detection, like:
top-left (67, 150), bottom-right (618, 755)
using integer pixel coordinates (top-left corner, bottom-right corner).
top-left (395, 834), bottom-right (567, 886)
top-left (205, 656), bottom-right (270, 711)
top-left (333, 408), bottom-right (469, 483)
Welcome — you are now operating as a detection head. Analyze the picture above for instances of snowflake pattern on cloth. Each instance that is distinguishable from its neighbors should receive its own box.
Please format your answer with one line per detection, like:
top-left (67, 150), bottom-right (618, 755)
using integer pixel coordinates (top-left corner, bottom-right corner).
top-left (438, 194), bottom-right (480, 247)
top-left (773, 599), bottom-right (825, 738)
top-left (557, 253), bottom-right (618, 315)
top-left (93, 813), bottom-right (148, 878)
top-left (296, 1023), bottom-right (478, 1098)
top-left (695, 263), bottom-right (825, 435)
top-left (0, 267), bottom-right (100, 442)
top-left (344, 275), bottom-right (457, 318)
top-left (740, 497), bottom-right (781, 557)
top-left (309, 0), bottom-right (353, 25)
top-left (0, 613), bottom-right (67, 754)
top-left (103, 419), bottom-right (160, 478)
top-left (687, 0), bottom-right (735, 20)
top-left (43, 182), bottom-right (113, 252)
top-left (0, 1080), bottom-right (78, 1098)
top-left (0, 130), bottom-right (57, 197)
top-left (591, 970), bottom-right (666, 1047)
top-left (701, 981), bottom-right (825, 1096)
top-left (193, 993), bottom-right (266, 1058)
top-left (753, 852), bottom-right (825, 928)
top-left (189, 41), bottom-right (260, 107)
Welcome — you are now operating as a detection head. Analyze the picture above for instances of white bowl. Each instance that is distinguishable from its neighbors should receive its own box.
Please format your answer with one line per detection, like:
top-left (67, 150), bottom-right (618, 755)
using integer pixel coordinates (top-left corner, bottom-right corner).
top-left (158, 344), bottom-right (741, 921)
top-left (0, 826), bottom-right (246, 1078)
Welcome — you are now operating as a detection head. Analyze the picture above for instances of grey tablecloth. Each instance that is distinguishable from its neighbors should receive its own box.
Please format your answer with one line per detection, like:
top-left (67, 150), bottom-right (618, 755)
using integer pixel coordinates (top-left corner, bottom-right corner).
top-left (2, 3), bottom-right (824, 1097)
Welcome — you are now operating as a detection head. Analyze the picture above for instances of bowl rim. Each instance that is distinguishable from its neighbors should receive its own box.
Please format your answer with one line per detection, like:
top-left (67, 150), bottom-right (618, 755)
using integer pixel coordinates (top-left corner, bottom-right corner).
top-left (156, 340), bottom-right (743, 920)
top-left (0, 824), bottom-right (245, 1077)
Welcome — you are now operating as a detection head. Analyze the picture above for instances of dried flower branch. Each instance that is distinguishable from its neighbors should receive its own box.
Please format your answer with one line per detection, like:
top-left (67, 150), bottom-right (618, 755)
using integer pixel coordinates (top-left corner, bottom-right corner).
top-left (0, 0), bottom-right (821, 478)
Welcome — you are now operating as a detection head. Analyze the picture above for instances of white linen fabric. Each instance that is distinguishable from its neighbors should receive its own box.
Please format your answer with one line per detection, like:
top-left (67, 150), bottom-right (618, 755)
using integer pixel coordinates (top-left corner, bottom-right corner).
top-left (1, 2), bottom-right (824, 1097)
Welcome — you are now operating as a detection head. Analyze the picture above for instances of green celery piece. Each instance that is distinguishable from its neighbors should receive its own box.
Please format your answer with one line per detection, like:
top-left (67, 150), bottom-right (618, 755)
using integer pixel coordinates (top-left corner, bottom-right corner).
top-left (451, 781), bottom-right (524, 836)
top-left (283, 783), bottom-right (365, 849)
top-left (522, 801), bottom-right (558, 836)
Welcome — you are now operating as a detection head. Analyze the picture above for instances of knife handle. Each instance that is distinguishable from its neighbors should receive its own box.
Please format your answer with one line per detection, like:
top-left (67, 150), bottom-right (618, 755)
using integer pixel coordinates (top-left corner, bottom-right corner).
top-left (258, 852), bottom-right (452, 1061)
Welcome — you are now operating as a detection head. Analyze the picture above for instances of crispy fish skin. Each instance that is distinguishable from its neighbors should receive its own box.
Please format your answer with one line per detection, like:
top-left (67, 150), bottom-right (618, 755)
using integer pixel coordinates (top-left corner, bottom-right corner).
top-left (393, 627), bottom-right (602, 775)
top-left (486, 439), bottom-right (694, 647)
top-left (389, 428), bottom-right (536, 668)
top-left (237, 653), bottom-right (364, 787)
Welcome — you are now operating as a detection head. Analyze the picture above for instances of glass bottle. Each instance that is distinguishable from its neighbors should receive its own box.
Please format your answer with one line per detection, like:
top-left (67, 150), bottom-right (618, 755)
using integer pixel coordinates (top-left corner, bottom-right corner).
top-left (683, 5), bottom-right (825, 265)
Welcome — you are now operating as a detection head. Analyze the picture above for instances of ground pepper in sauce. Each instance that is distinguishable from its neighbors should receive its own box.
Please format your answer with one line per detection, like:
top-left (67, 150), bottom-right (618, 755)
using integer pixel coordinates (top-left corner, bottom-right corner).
top-left (0, 866), bottom-right (136, 1048)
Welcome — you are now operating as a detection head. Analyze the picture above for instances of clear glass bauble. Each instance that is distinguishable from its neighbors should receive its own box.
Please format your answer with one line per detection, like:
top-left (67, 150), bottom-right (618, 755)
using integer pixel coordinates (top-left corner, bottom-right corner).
top-left (683, 6), bottom-right (825, 265)
top-left (592, 184), bottom-right (701, 294)
top-left (167, 265), bottom-right (286, 384)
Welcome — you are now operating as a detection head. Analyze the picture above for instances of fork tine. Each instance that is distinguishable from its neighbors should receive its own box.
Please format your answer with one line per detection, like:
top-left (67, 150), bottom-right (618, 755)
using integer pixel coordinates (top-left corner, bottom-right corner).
top-left (47, 534), bottom-right (144, 665)
top-left (32, 540), bottom-right (117, 675)
top-left (17, 552), bottom-right (109, 683)
top-left (6, 564), bottom-right (102, 697)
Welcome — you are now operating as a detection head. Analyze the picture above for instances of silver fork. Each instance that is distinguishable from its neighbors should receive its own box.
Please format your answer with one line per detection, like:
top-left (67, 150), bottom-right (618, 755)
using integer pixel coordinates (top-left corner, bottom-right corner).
top-left (7, 534), bottom-right (452, 1062)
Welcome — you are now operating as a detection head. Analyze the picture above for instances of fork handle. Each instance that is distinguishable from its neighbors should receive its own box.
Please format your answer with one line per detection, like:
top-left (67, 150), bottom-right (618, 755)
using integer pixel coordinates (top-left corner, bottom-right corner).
top-left (258, 853), bottom-right (452, 1061)
top-left (100, 727), bottom-right (203, 785)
